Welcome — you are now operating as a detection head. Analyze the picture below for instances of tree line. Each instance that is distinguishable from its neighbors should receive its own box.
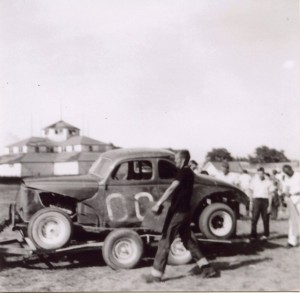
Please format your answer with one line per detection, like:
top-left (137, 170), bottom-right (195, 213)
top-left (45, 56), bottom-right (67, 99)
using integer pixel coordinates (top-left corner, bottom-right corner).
top-left (205, 145), bottom-right (290, 163)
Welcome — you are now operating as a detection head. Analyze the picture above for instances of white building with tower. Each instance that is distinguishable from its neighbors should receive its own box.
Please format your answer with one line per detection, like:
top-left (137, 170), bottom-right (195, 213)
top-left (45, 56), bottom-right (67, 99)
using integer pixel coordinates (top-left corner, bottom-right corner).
top-left (0, 120), bottom-right (117, 177)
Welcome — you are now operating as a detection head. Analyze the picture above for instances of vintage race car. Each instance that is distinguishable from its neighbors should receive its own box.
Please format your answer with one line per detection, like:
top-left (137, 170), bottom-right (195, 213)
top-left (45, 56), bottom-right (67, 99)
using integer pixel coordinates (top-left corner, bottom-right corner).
top-left (3, 148), bottom-right (249, 269)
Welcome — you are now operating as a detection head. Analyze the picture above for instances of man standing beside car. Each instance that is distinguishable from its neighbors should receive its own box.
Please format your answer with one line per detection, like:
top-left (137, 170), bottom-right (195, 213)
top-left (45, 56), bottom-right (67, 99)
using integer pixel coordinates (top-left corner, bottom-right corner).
top-left (249, 167), bottom-right (273, 240)
top-left (281, 165), bottom-right (300, 248)
top-left (143, 150), bottom-right (218, 283)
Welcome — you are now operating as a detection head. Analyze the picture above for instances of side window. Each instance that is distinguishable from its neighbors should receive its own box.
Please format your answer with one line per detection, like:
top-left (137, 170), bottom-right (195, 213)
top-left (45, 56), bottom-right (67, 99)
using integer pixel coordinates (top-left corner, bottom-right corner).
top-left (158, 160), bottom-right (177, 180)
top-left (112, 160), bottom-right (153, 181)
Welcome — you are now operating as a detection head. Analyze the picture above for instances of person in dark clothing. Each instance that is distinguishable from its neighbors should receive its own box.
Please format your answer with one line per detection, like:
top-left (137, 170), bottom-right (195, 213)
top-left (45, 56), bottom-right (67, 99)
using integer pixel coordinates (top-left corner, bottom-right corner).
top-left (143, 150), bottom-right (218, 283)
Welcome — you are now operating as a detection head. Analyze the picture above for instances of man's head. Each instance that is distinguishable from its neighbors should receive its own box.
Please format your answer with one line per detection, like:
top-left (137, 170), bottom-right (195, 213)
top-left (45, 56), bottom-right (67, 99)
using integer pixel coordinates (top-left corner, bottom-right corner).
top-left (221, 162), bottom-right (230, 175)
top-left (282, 165), bottom-right (294, 177)
top-left (175, 150), bottom-right (190, 168)
top-left (189, 160), bottom-right (198, 171)
top-left (257, 167), bottom-right (265, 180)
top-left (272, 169), bottom-right (278, 176)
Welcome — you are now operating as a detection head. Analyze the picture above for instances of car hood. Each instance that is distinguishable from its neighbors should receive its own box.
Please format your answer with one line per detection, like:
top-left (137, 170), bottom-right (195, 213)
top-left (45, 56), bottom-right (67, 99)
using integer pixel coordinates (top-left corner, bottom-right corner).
top-left (194, 174), bottom-right (234, 188)
top-left (23, 174), bottom-right (99, 201)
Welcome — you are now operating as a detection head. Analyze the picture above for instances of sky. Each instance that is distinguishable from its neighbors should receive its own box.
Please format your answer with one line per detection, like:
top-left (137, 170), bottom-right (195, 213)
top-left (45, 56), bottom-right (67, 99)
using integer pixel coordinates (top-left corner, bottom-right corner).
top-left (0, 0), bottom-right (299, 163)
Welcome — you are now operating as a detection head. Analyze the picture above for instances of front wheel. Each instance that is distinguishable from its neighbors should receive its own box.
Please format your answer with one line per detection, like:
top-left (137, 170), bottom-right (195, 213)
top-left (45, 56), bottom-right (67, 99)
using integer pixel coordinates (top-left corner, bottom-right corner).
top-left (102, 229), bottom-right (144, 270)
top-left (198, 203), bottom-right (236, 240)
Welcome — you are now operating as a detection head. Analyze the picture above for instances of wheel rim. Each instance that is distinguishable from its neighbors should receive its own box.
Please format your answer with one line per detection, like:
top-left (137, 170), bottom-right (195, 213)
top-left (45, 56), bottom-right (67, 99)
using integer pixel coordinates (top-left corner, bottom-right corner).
top-left (112, 239), bottom-right (138, 265)
top-left (169, 238), bottom-right (191, 259)
top-left (208, 211), bottom-right (233, 237)
top-left (35, 215), bottom-right (69, 247)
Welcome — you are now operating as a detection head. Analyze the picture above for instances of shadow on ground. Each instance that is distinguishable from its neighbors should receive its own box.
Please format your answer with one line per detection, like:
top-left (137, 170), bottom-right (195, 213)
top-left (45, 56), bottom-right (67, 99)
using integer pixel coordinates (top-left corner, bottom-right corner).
top-left (0, 233), bottom-right (287, 271)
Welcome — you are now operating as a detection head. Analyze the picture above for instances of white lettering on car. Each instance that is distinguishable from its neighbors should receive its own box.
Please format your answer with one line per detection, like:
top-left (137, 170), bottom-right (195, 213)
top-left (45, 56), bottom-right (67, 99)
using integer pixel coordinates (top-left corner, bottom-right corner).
top-left (106, 193), bottom-right (128, 222)
top-left (106, 192), bottom-right (154, 222)
top-left (134, 192), bottom-right (154, 220)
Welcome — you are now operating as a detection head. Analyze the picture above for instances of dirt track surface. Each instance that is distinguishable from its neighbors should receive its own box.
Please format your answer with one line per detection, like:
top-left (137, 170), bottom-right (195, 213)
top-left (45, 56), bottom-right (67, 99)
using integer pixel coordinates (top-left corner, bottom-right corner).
top-left (0, 220), bottom-right (299, 292)
top-left (0, 184), bottom-right (299, 291)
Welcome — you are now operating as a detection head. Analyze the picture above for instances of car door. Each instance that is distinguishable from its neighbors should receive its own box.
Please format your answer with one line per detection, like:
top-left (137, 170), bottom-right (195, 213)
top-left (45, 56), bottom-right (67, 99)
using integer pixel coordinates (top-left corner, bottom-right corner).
top-left (104, 158), bottom-right (159, 227)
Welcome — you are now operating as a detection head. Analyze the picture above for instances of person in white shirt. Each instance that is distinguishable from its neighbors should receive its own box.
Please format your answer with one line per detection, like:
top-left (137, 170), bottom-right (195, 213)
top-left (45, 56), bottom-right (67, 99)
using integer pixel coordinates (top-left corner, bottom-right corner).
top-left (238, 170), bottom-right (252, 192)
top-left (215, 162), bottom-right (238, 186)
top-left (282, 165), bottom-right (300, 248)
top-left (249, 167), bottom-right (273, 240)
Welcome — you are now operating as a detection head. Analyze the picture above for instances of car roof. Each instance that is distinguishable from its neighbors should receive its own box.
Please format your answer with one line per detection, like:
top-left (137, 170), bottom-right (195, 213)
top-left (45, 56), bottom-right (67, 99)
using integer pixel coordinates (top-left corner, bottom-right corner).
top-left (101, 148), bottom-right (175, 161)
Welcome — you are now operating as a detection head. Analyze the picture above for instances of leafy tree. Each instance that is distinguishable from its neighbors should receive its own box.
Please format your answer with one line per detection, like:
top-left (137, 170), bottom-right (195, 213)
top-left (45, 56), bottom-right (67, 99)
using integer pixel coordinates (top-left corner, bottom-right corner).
top-left (205, 148), bottom-right (233, 162)
top-left (249, 145), bottom-right (290, 163)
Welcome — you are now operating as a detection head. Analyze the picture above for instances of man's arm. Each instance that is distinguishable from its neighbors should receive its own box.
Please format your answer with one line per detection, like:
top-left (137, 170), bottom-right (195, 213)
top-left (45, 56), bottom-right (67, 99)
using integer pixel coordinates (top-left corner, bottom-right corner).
top-left (152, 180), bottom-right (180, 213)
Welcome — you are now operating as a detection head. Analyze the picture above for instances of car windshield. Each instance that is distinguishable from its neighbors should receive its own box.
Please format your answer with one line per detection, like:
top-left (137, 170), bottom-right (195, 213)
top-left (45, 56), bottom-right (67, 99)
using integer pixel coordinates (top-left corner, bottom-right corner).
top-left (89, 156), bottom-right (113, 178)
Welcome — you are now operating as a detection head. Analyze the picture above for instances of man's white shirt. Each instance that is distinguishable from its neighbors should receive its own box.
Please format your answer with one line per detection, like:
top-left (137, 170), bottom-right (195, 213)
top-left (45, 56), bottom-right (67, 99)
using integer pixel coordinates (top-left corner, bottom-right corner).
top-left (250, 176), bottom-right (273, 199)
top-left (283, 172), bottom-right (300, 195)
top-left (238, 173), bottom-right (252, 190)
top-left (215, 172), bottom-right (238, 186)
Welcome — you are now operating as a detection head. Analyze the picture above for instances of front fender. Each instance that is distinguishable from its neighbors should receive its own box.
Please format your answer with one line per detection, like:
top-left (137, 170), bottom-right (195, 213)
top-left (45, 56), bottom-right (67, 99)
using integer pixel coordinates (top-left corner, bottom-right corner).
top-left (191, 184), bottom-right (249, 215)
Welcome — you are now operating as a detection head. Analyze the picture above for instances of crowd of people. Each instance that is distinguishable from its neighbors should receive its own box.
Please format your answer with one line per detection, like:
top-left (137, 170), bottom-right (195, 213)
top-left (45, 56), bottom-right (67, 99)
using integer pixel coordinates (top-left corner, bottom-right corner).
top-left (190, 161), bottom-right (300, 247)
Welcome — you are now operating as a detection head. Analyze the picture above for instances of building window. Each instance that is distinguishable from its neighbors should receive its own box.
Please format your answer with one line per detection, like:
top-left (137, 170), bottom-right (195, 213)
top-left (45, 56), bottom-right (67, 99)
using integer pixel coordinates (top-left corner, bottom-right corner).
top-left (55, 129), bottom-right (63, 134)
top-left (48, 147), bottom-right (54, 153)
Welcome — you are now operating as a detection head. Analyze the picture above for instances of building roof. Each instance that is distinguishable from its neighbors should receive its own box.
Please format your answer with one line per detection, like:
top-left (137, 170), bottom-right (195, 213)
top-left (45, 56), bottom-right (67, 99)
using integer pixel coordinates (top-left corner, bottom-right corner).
top-left (78, 152), bottom-right (101, 161)
top-left (59, 135), bottom-right (110, 146)
top-left (20, 153), bottom-right (58, 163)
top-left (0, 152), bottom-right (102, 164)
top-left (43, 120), bottom-right (79, 130)
top-left (6, 137), bottom-right (56, 148)
top-left (0, 154), bottom-right (24, 164)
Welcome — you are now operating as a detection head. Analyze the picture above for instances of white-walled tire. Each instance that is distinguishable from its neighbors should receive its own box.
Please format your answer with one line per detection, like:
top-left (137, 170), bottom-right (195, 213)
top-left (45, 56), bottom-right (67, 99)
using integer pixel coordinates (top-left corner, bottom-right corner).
top-left (199, 203), bottom-right (236, 239)
top-left (102, 229), bottom-right (144, 270)
top-left (28, 208), bottom-right (73, 250)
top-left (167, 238), bottom-right (192, 265)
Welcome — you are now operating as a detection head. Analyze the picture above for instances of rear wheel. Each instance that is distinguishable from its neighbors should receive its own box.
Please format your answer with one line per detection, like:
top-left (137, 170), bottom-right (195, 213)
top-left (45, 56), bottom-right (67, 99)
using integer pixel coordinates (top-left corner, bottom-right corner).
top-left (28, 208), bottom-right (73, 250)
top-left (198, 203), bottom-right (236, 239)
top-left (102, 229), bottom-right (144, 270)
top-left (167, 238), bottom-right (192, 265)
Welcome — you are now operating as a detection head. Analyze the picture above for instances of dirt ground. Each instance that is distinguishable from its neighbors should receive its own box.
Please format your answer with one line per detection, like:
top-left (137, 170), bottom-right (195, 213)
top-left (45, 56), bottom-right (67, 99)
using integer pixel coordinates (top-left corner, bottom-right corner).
top-left (0, 184), bottom-right (299, 292)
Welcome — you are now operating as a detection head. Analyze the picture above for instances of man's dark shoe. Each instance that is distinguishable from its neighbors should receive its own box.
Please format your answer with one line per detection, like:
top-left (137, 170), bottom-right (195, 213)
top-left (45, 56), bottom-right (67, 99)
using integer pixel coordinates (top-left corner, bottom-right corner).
top-left (201, 265), bottom-right (219, 278)
top-left (188, 265), bottom-right (203, 275)
top-left (142, 274), bottom-right (162, 283)
top-left (188, 265), bottom-right (219, 278)
top-left (285, 243), bottom-right (297, 249)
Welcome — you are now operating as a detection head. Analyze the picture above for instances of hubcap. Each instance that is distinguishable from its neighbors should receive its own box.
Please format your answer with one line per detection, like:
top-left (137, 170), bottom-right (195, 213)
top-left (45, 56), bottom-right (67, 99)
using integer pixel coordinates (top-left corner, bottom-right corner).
top-left (37, 217), bottom-right (67, 245)
top-left (112, 239), bottom-right (137, 264)
top-left (170, 239), bottom-right (191, 258)
top-left (209, 211), bottom-right (233, 237)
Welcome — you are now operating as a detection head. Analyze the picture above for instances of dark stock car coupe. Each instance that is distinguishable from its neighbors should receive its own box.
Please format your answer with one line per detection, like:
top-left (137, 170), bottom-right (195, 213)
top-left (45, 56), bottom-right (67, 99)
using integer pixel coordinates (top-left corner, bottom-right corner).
top-left (2, 148), bottom-right (249, 269)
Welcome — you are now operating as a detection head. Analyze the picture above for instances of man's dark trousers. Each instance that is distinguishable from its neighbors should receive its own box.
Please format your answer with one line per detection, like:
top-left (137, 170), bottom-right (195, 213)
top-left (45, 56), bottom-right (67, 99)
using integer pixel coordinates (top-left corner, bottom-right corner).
top-left (251, 198), bottom-right (270, 238)
top-left (153, 211), bottom-right (204, 274)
